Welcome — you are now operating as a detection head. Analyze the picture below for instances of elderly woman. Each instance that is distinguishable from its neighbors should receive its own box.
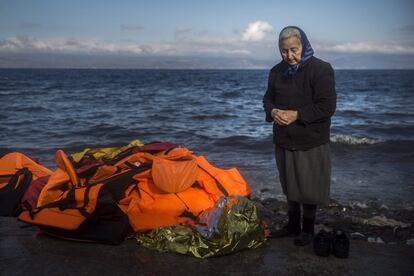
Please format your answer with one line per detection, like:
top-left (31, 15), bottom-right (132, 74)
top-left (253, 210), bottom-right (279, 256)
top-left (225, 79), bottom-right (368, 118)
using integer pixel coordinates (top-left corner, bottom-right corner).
top-left (263, 26), bottom-right (336, 245)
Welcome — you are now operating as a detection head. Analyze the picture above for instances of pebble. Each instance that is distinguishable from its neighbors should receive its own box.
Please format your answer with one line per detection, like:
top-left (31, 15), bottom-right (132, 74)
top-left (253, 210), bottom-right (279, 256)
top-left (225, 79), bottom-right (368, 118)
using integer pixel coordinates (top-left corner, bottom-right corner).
top-left (350, 232), bottom-right (366, 240)
top-left (368, 237), bottom-right (384, 244)
top-left (379, 204), bottom-right (389, 210)
top-left (352, 202), bottom-right (368, 209)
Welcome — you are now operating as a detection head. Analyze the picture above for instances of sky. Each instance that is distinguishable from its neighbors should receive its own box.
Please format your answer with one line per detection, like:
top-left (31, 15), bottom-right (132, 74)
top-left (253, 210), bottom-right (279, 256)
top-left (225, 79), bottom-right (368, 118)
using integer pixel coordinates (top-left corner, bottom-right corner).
top-left (0, 0), bottom-right (413, 69)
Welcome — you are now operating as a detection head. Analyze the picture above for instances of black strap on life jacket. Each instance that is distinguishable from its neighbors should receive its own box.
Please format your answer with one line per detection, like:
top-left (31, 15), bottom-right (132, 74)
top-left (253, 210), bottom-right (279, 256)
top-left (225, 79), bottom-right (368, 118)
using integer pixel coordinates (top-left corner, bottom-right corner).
top-left (0, 168), bottom-right (33, 217)
top-left (197, 165), bottom-right (229, 197)
top-left (178, 210), bottom-right (199, 221)
top-left (102, 162), bottom-right (152, 202)
top-left (174, 193), bottom-right (190, 210)
top-left (24, 185), bottom-right (77, 219)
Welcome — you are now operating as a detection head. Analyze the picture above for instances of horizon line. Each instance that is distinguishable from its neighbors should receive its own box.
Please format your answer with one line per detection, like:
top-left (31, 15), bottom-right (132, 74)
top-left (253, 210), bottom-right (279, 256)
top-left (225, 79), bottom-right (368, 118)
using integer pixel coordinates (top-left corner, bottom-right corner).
top-left (1, 67), bottom-right (414, 70)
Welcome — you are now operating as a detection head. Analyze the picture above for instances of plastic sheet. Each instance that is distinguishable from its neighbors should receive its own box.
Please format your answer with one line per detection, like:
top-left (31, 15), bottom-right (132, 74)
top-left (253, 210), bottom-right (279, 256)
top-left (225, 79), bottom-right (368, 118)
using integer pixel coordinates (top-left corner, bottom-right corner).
top-left (134, 195), bottom-right (265, 258)
top-left (71, 139), bottom-right (143, 163)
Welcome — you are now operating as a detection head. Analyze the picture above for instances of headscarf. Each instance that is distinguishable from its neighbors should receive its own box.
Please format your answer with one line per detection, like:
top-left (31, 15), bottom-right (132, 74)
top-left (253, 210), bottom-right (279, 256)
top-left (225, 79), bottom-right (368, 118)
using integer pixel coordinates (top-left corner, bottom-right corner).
top-left (279, 26), bottom-right (314, 76)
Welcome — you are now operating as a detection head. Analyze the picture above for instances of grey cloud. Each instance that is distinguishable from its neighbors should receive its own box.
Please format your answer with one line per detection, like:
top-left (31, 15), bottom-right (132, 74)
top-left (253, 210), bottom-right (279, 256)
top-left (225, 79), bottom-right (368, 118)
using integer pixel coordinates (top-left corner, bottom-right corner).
top-left (0, 36), bottom-right (32, 50)
top-left (313, 40), bottom-right (414, 55)
top-left (0, 36), bottom-right (144, 54)
top-left (138, 45), bottom-right (154, 54)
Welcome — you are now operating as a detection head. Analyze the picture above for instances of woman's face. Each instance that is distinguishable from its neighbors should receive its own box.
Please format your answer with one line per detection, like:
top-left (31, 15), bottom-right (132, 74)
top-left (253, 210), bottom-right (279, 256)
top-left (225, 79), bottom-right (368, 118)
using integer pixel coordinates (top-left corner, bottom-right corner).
top-left (280, 36), bottom-right (303, 65)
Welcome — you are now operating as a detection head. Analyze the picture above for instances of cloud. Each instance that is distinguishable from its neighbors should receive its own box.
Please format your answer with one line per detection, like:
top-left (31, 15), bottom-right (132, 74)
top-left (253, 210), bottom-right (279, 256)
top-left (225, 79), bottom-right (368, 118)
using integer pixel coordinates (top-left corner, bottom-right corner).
top-left (120, 24), bottom-right (144, 31)
top-left (240, 21), bottom-right (274, 42)
top-left (314, 41), bottom-right (414, 55)
top-left (2, 34), bottom-right (413, 67)
top-left (0, 37), bottom-right (146, 54)
top-left (0, 36), bottom-right (250, 57)
top-left (171, 40), bottom-right (250, 56)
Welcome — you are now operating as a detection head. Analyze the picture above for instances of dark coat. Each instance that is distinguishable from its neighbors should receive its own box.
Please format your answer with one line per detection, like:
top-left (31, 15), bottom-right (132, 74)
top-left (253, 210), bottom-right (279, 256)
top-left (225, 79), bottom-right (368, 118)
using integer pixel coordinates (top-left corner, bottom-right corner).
top-left (263, 56), bottom-right (336, 150)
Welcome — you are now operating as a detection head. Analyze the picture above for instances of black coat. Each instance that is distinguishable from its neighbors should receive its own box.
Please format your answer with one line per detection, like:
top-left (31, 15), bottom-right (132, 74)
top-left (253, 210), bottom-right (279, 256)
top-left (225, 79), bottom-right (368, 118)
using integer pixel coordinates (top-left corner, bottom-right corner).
top-left (263, 56), bottom-right (336, 150)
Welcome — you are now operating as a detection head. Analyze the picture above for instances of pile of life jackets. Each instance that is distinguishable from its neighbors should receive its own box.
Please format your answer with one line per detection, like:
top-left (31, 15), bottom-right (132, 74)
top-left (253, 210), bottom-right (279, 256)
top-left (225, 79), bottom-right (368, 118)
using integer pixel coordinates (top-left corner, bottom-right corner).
top-left (0, 140), bottom-right (253, 245)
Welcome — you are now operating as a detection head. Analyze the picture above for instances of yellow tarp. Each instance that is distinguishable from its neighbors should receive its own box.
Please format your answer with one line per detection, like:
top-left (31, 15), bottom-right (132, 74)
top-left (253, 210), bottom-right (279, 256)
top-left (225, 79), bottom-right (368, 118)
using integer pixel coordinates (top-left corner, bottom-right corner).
top-left (134, 196), bottom-right (265, 258)
top-left (71, 139), bottom-right (144, 163)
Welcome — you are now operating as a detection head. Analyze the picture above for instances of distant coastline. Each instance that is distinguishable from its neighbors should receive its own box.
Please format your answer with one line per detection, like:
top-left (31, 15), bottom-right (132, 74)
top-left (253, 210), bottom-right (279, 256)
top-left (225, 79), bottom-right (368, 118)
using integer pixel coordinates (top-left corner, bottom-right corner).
top-left (1, 67), bottom-right (414, 70)
top-left (1, 52), bottom-right (414, 70)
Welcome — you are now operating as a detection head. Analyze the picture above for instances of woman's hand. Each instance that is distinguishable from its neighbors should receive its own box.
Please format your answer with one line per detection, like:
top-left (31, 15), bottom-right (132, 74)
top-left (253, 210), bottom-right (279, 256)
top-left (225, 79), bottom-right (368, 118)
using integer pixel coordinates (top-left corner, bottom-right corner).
top-left (271, 108), bottom-right (298, 126)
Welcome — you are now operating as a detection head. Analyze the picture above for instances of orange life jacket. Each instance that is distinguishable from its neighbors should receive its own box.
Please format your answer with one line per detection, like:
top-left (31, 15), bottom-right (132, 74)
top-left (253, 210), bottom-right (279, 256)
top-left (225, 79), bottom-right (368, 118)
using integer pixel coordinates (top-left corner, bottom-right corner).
top-left (0, 152), bottom-right (52, 180)
top-left (0, 152), bottom-right (52, 216)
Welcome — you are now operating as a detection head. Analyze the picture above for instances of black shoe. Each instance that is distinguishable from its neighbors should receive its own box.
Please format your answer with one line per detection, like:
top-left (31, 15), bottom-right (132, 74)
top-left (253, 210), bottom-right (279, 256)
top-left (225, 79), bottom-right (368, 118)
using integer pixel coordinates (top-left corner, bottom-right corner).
top-left (271, 210), bottom-right (301, 238)
top-left (313, 230), bottom-right (332, 257)
top-left (332, 229), bottom-right (350, 258)
top-left (293, 216), bottom-right (315, 246)
top-left (294, 231), bottom-right (314, 246)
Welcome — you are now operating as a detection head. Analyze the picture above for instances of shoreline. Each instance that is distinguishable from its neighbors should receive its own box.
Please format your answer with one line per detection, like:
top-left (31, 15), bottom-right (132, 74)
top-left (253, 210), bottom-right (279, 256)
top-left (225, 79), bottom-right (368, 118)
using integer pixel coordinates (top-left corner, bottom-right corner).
top-left (253, 195), bottom-right (414, 246)
top-left (1, 195), bottom-right (414, 275)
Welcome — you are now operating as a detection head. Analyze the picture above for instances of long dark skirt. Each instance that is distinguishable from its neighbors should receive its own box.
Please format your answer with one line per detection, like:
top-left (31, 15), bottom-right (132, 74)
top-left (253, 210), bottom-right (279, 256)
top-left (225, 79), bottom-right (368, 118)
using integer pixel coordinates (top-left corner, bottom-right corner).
top-left (275, 143), bottom-right (331, 205)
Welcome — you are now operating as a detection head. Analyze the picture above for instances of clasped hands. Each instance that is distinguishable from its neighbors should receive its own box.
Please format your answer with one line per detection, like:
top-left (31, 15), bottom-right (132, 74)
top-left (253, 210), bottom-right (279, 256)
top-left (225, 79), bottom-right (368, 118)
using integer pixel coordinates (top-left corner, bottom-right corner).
top-left (271, 108), bottom-right (298, 126)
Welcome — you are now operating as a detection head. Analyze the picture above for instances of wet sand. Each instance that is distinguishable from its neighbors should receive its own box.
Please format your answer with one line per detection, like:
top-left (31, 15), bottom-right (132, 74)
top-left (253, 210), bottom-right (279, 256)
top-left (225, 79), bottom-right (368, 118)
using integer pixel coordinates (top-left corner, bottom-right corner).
top-left (1, 198), bottom-right (414, 276)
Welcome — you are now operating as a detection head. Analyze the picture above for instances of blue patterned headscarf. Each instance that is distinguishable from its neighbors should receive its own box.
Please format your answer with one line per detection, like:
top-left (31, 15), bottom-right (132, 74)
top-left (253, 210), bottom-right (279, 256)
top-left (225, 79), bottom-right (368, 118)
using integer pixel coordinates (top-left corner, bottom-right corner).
top-left (279, 26), bottom-right (314, 76)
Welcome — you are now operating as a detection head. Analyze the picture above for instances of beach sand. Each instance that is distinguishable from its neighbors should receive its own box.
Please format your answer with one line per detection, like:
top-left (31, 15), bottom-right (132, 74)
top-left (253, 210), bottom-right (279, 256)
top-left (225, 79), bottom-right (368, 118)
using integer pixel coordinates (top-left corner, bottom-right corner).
top-left (1, 198), bottom-right (414, 276)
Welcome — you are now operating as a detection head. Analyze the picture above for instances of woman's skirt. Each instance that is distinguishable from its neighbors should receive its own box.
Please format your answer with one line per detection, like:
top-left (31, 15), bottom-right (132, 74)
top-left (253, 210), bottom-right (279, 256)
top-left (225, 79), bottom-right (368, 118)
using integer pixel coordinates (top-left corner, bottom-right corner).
top-left (275, 143), bottom-right (331, 205)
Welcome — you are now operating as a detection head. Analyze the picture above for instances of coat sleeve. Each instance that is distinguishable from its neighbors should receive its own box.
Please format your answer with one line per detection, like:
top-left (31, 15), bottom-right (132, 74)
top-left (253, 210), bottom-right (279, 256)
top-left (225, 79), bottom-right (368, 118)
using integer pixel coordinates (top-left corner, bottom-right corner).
top-left (297, 63), bottom-right (336, 125)
top-left (262, 70), bottom-right (276, 122)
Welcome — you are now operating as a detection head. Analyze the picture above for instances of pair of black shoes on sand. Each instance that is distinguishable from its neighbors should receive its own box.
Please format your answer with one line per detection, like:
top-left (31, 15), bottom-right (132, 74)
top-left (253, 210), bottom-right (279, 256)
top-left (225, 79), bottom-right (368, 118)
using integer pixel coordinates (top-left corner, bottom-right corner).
top-left (272, 223), bottom-right (350, 258)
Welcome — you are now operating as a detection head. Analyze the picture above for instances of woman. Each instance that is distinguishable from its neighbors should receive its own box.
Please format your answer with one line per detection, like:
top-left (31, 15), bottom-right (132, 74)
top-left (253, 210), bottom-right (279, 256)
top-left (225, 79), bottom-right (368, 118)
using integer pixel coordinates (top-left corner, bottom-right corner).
top-left (263, 26), bottom-right (336, 246)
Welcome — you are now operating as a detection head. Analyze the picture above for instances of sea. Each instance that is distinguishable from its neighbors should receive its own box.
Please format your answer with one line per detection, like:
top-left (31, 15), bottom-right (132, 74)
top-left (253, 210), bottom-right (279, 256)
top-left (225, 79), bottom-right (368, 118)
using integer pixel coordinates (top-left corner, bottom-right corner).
top-left (0, 69), bottom-right (413, 208)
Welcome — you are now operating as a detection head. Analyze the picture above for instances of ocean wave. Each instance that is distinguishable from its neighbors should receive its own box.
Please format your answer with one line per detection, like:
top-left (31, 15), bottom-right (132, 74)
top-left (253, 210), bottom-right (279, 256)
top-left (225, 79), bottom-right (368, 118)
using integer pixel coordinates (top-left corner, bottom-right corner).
top-left (330, 134), bottom-right (384, 145)
top-left (208, 135), bottom-right (273, 152)
top-left (190, 114), bottom-right (238, 120)
top-left (208, 134), bottom-right (390, 151)
top-left (221, 90), bottom-right (241, 98)
top-left (12, 105), bottom-right (53, 113)
top-left (43, 84), bottom-right (63, 90)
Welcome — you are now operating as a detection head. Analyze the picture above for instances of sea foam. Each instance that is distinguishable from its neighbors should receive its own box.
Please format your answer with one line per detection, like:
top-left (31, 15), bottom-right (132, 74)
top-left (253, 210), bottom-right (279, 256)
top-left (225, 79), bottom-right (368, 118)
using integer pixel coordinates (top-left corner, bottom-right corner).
top-left (330, 134), bottom-right (384, 145)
